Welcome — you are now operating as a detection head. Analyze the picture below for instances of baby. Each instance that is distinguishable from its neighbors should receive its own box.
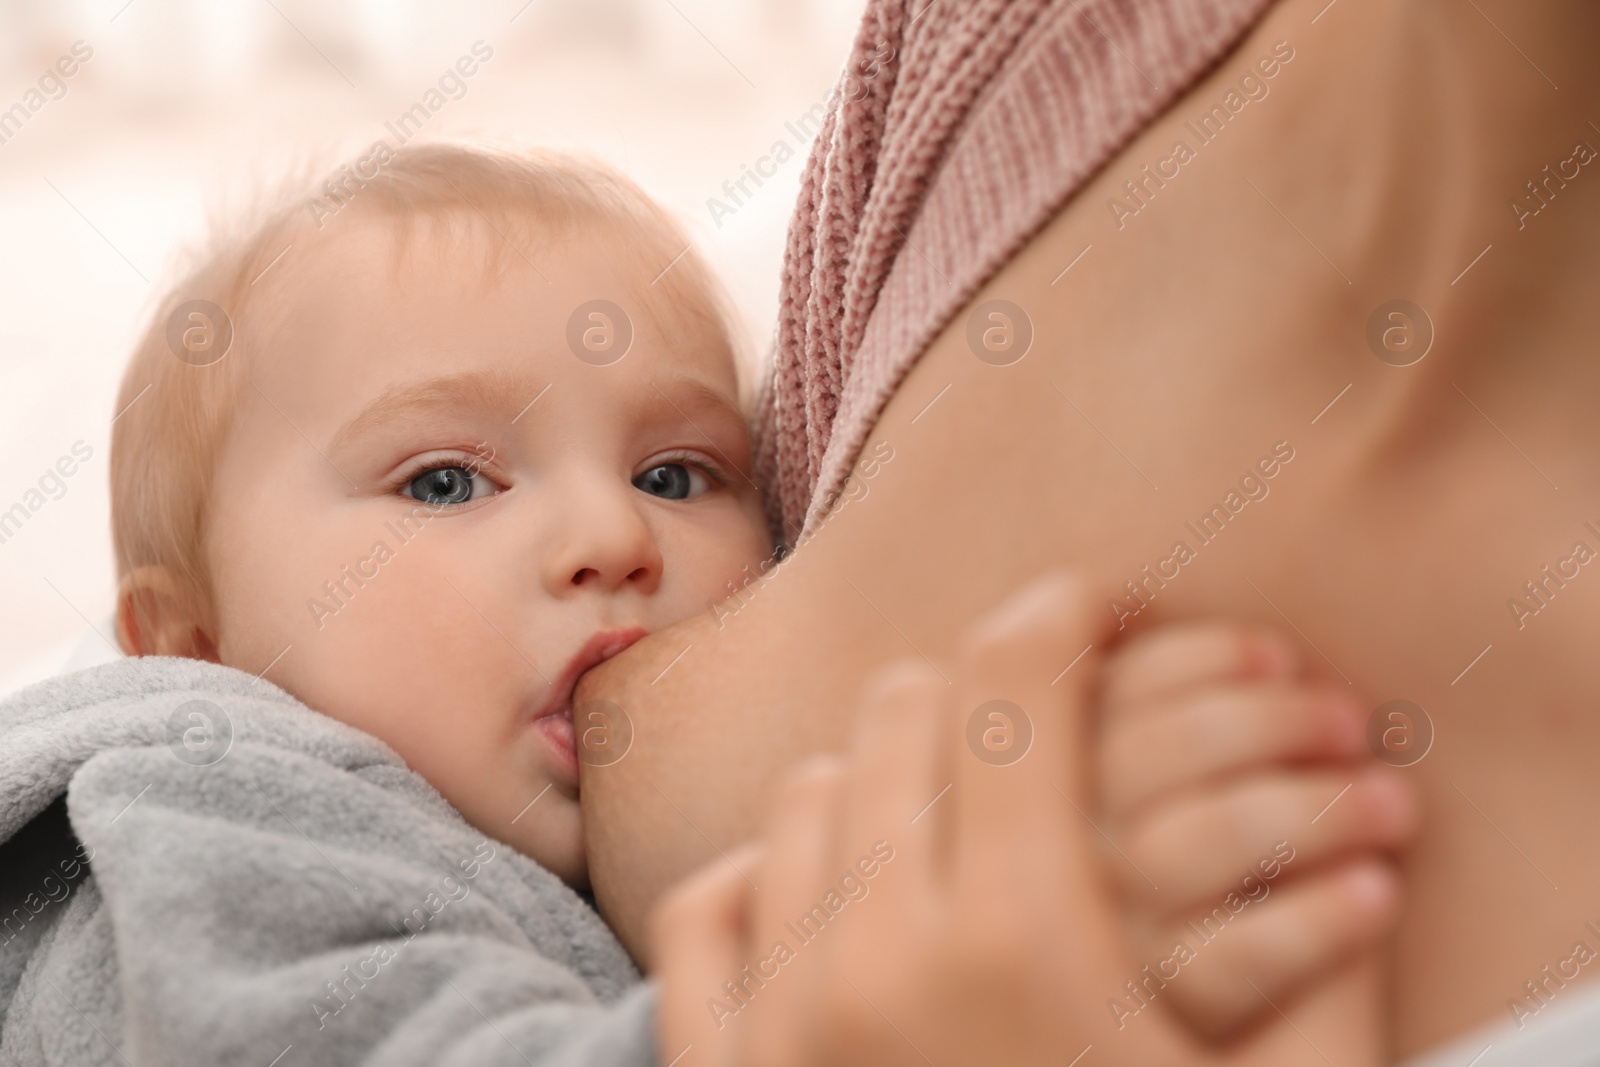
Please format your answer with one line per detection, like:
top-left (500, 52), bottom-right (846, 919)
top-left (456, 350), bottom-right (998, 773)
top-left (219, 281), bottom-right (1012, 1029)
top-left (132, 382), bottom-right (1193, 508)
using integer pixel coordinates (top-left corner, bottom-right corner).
top-left (0, 141), bottom-right (1412, 1065)
top-left (110, 143), bottom-right (773, 892)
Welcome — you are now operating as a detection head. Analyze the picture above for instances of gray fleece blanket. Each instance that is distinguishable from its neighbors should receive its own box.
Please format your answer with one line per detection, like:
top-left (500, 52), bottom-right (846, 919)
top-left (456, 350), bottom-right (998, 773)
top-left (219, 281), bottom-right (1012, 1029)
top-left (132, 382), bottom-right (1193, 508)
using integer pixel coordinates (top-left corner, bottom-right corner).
top-left (0, 656), bottom-right (654, 1066)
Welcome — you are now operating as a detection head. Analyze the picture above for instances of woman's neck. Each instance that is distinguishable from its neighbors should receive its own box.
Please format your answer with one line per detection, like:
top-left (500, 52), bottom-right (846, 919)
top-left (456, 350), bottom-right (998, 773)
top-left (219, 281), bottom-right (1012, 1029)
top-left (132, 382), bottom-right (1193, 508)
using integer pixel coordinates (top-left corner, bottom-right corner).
top-left (1274, 0), bottom-right (1600, 465)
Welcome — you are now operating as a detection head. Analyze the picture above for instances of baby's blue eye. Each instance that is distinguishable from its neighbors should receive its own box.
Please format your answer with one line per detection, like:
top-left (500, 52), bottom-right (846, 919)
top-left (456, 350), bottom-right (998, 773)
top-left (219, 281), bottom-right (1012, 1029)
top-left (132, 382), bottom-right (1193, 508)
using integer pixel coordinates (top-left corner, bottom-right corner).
top-left (634, 463), bottom-right (707, 501)
top-left (405, 466), bottom-right (494, 506)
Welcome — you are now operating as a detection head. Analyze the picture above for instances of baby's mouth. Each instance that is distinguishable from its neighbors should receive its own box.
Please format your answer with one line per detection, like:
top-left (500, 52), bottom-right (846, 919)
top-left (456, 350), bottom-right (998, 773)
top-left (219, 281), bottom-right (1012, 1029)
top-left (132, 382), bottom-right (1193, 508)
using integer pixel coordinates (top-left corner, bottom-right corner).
top-left (527, 627), bottom-right (649, 782)
top-left (532, 696), bottom-right (579, 782)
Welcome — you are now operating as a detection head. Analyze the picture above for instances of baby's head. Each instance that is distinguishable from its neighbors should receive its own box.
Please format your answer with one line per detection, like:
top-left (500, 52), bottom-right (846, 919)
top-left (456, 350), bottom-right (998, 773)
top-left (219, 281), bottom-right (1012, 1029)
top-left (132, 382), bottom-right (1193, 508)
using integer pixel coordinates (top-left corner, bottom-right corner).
top-left (110, 142), bottom-right (773, 886)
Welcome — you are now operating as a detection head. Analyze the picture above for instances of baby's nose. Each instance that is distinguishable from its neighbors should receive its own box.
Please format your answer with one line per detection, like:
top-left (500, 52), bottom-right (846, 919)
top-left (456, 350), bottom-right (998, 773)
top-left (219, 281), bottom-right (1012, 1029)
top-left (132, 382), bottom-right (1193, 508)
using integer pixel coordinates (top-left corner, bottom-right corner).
top-left (542, 480), bottom-right (662, 596)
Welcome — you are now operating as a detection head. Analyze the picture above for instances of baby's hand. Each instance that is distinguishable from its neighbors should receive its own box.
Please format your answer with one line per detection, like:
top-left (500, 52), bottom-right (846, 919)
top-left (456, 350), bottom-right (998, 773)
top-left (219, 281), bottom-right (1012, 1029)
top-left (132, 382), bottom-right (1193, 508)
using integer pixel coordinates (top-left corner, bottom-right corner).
top-left (1096, 622), bottom-right (1419, 1041)
top-left (651, 574), bottom-right (1402, 1067)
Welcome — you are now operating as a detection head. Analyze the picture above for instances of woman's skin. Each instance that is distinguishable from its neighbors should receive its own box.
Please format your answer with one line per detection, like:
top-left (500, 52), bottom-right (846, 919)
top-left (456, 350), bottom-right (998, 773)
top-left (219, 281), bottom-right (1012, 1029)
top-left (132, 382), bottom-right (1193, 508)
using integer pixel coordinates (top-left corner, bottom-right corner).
top-left (578, 0), bottom-right (1600, 1056)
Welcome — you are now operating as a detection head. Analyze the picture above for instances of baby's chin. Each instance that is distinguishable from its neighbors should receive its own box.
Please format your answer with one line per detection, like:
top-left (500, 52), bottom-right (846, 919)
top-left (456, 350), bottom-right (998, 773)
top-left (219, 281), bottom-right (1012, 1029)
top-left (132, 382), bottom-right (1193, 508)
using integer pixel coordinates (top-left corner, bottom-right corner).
top-left (414, 737), bottom-right (588, 887)
top-left (500, 787), bottom-right (588, 887)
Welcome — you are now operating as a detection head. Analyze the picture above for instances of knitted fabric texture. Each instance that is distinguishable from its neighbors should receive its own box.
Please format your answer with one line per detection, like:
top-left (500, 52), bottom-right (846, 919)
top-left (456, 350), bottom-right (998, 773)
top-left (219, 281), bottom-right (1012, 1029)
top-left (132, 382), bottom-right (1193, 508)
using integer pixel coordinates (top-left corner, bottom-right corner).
top-left (752, 0), bottom-right (1278, 551)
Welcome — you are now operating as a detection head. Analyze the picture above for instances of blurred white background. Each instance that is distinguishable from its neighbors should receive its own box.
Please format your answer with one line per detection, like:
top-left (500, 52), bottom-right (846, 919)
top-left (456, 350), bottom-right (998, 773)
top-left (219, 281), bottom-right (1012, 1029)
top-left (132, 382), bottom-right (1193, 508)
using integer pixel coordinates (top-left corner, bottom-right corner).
top-left (0, 0), bottom-right (864, 696)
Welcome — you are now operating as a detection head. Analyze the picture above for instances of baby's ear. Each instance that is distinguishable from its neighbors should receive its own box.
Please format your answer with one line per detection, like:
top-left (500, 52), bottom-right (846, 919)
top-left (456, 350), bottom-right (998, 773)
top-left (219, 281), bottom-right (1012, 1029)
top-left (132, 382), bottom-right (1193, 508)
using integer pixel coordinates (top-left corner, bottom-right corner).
top-left (116, 566), bottom-right (220, 661)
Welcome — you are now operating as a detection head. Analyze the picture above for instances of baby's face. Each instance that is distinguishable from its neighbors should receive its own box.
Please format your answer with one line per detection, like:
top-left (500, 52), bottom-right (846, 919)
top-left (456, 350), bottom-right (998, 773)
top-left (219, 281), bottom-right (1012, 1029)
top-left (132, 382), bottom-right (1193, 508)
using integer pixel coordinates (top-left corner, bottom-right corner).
top-left (204, 216), bottom-right (772, 886)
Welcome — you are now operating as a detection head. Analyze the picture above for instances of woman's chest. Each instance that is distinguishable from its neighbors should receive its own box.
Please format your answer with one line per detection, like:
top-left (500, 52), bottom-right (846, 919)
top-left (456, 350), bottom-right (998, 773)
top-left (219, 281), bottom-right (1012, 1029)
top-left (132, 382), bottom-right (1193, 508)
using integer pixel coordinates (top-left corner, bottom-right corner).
top-left (853, 11), bottom-right (1600, 1052)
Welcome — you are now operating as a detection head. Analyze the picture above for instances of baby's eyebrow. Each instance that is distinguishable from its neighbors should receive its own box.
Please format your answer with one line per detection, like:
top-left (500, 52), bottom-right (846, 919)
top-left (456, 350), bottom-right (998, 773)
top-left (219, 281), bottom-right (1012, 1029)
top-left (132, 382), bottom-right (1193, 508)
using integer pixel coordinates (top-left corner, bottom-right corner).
top-left (634, 372), bottom-right (749, 442)
top-left (329, 369), bottom-right (534, 453)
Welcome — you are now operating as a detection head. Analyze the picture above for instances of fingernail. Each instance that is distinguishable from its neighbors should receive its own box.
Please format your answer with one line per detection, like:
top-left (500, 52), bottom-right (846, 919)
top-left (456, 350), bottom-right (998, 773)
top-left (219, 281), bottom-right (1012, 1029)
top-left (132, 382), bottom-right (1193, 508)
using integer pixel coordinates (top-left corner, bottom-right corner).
top-left (1333, 696), bottom-right (1369, 753)
top-left (1363, 768), bottom-right (1419, 835)
top-left (1249, 634), bottom-right (1295, 675)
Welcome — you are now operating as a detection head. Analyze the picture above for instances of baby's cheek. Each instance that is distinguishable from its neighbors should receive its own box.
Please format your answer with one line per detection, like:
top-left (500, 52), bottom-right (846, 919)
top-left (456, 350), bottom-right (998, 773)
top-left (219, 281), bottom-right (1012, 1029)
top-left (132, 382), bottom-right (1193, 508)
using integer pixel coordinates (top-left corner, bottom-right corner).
top-left (210, 517), bottom-right (389, 673)
top-left (232, 542), bottom-right (489, 754)
top-left (671, 507), bottom-right (777, 622)
top-left (261, 557), bottom-right (587, 880)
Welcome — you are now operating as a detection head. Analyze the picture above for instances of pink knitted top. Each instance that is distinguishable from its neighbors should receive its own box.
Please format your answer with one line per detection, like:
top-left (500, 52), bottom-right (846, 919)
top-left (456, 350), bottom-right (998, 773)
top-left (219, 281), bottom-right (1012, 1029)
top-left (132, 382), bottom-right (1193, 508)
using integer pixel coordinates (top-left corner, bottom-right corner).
top-left (751, 0), bottom-right (1277, 552)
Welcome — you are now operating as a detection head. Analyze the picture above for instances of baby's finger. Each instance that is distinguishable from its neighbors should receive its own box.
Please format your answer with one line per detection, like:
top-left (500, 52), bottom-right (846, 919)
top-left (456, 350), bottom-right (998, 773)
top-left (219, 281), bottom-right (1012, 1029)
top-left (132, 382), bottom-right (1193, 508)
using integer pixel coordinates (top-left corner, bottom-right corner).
top-left (1118, 766), bottom-right (1417, 910)
top-left (1138, 858), bottom-right (1401, 1041)
top-left (1226, 957), bottom-right (1385, 1067)
top-left (1101, 621), bottom-right (1297, 713)
top-left (1100, 682), bottom-right (1367, 818)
